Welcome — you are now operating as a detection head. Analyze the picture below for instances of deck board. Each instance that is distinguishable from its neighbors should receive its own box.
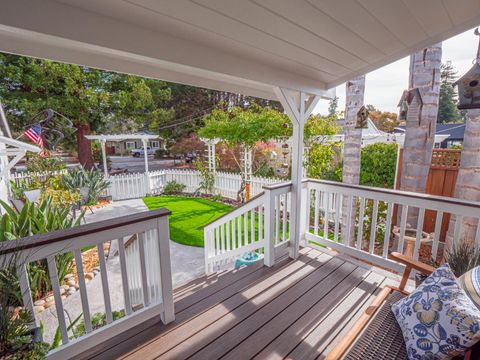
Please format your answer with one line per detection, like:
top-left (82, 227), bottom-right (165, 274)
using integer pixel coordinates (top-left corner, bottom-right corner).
top-left (91, 249), bottom-right (399, 360)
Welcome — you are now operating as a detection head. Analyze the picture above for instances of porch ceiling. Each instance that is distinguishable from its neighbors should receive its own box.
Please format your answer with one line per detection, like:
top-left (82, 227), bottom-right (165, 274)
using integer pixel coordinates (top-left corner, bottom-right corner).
top-left (0, 0), bottom-right (480, 100)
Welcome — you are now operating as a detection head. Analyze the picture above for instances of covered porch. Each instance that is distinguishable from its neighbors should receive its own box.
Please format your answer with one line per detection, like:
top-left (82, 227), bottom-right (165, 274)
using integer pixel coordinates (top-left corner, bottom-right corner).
top-left (1, 1), bottom-right (480, 359)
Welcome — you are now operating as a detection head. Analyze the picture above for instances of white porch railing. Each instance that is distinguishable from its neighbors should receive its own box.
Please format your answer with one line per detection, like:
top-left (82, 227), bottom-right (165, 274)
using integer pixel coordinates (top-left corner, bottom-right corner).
top-left (0, 209), bottom-right (174, 360)
top-left (304, 179), bottom-right (480, 273)
top-left (204, 182), bottom-right (292, 273)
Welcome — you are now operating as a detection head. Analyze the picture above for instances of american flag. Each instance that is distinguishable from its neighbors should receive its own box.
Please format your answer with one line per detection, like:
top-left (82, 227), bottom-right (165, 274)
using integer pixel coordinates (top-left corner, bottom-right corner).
top-left (23, 123), bottom-right (44, 148)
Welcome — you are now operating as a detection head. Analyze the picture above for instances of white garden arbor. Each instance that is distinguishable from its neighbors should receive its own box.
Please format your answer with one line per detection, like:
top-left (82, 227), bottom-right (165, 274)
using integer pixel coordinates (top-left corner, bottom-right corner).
top-left (1, 0), bottom-right (480, 259)
top-left (85, 134), bottom-right (161, 175)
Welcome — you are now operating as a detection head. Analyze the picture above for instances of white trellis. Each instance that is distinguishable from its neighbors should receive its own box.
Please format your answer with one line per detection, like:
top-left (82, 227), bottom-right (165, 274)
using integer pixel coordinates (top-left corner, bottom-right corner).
top-left (200, 138), bottom-right (220, 173)
top-left (85, 134), bottom-right (162, 176)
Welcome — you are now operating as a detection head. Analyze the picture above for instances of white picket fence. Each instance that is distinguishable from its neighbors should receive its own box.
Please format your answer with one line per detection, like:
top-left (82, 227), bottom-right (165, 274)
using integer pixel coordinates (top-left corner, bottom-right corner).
top-left (11, 169), bottom-right (282, 201)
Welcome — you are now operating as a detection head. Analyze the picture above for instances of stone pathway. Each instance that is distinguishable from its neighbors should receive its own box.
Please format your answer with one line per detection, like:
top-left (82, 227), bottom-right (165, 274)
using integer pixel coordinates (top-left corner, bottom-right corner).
top-left (39, 198), bottom-right (205, 343)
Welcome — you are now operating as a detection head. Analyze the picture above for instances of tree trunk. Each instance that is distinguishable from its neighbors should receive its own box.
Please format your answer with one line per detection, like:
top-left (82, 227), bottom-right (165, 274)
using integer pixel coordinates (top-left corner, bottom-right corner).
top-left (77, 123), bottom-right (94, 169)
top-left (342, 75), bottom-right (365, 246)
top-left (400, 44), bottom-right (442, 227)
top-left (445, 108), bottom-right (480, 250)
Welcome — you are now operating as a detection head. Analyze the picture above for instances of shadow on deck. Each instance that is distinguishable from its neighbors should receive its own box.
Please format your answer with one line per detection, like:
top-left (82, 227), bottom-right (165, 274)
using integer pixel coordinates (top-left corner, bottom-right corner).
top-left (85, 248), bottom-right (401, 360)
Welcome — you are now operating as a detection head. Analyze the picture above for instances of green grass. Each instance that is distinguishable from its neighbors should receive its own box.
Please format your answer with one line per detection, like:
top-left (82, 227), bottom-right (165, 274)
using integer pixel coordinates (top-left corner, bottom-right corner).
top-left (143, 196), bottom-right (232, 247)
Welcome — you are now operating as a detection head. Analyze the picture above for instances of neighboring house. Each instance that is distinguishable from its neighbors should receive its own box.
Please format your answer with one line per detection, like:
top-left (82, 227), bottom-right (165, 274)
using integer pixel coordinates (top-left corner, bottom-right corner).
top-left (106, 131), bottom-right (166, 155)
top-left (394, 123), bottom-right (465, 148)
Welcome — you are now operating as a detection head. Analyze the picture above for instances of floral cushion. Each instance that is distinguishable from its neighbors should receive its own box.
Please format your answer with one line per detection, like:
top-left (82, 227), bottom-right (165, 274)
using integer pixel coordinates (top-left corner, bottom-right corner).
top-left (458, 266), bottom-right (480, 311)
top-left (392, 264), bottom-right (480, 360)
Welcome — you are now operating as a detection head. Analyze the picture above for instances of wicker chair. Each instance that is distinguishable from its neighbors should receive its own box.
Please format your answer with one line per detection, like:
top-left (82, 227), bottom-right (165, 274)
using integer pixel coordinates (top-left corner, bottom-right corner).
top-left (327, 252), bottom-right (476, 360)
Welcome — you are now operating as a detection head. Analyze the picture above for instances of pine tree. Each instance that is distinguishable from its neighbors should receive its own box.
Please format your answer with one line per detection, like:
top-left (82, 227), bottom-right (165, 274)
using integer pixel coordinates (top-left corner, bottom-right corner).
top-left (438, 61), bottom-right (462, 123)
top-left (328, 96), bottom-right (339, 116)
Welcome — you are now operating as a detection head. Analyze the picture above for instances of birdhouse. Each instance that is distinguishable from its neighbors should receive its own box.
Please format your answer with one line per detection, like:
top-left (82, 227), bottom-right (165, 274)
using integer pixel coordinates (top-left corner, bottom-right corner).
top-left (455, 63), bottom-right (480, 109)
top-left (397, 89), bottom-right (423, 124)
top-left (355, 106), bottom-right (369, 129)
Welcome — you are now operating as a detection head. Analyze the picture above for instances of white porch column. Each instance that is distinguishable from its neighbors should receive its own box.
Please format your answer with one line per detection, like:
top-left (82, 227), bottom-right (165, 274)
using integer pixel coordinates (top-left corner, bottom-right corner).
top-left (275, 88), bottom-right (322, 259)
top-left (100, 138), bottom-right (108, 178)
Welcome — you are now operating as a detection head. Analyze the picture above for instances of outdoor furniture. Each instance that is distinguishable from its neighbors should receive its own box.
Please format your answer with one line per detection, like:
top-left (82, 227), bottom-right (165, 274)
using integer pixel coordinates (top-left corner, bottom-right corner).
top-left (326, 252), bottom-right (477, 360)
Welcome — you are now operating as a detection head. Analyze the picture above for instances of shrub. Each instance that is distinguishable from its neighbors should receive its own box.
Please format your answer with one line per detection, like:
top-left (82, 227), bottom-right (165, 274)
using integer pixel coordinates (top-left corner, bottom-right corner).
top-left (155, 149), bottom-right (169, 158)
top-left (163, 181), bottom-right (186, 195)
top-left (210, 194), bottom-right (223, 202)
top-left (360, 143), bottom-right (397, 188)
top-left (61, 168), bottom-right (110, 204)
top-left (25, 154), bottom-right (65, 173)
top-left (306, 142), bottom-right (343, 182)
top-left (39, 189), bottom-right (81, 208)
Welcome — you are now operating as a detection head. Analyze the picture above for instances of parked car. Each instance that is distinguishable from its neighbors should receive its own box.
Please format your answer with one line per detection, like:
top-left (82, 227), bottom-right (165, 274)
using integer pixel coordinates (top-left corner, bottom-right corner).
top-left (131, 147), bottom-right (156, 157)
top-left (185, 152), bottom-right (197, 163)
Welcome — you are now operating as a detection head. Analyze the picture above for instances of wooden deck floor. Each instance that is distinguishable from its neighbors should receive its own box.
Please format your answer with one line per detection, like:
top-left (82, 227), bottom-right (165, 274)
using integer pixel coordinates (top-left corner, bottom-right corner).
top-left (91, 248), bottom-right (401, 360)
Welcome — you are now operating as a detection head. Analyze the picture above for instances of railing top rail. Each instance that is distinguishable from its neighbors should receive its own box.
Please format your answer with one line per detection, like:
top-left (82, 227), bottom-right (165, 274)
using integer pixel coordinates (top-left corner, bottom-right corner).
top-left (306, 178), bottom-right (480, 210)
top-left (0, 208), bottom-right (171, 256)
top-left (203, 191), bottom-right (266, 229)
top-left (262, 181), bottom-right (292, 191)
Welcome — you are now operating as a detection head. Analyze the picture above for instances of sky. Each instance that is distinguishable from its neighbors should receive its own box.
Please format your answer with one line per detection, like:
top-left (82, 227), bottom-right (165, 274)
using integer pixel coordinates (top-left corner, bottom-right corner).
top-left (314, 27), bottom-right (480, 115)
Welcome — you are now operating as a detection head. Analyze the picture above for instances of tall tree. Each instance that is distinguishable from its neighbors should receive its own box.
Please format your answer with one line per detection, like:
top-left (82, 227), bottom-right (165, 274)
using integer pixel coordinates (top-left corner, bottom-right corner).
top-left (445, 34), bottom-right (480, 249)
top-left (400, 44), bottom-right (442, 225)
top-left (438, 61), bottom-right (462, 123)
top-left (342, 75), bottom-right (366, 245)
top-left (328, 96), bottom-right (339, 116)
top-left (0, 53), bottom-right (159, 168)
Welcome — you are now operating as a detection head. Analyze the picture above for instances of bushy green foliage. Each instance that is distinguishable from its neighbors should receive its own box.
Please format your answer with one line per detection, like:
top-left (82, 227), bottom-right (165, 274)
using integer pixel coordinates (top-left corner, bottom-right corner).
top-left (0, 198), bottom-right (83, 301)
top-left (306, 142), bottom-right (397, 189)
top-left (163, 181), bottom-right (186, 195)
top-left (194, 159), bottom-right (215, 195)
top-left (199, 105), bottom-right (290, 148)
top-left (25, 154), bottom-right (66, 173)
top-left (306, 142), bottom-right (343, 182)
top-left (39, 188), bottom-right (82, 208)
top-left (61, 168), bottom-right (110, 204)
top-left (71, 311), bottom-right (124, 339)
top-left (359, 143), bottom-right (398, 188)
top-left (1, 254), bottom-right (49, 359)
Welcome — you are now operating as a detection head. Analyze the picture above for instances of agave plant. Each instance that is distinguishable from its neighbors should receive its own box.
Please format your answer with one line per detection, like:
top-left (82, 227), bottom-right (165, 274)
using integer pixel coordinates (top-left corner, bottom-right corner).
top-left (0, 198), bottom-right (84, 301)
top-left (61, 168), bottom-right (110, 205)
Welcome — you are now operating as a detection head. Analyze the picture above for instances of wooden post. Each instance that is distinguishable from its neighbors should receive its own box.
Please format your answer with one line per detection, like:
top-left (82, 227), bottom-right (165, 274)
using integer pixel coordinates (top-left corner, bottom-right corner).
top-left (263, 189), bottom-right (275, 266)
top-left (157, 216), bottom-right (175, 324)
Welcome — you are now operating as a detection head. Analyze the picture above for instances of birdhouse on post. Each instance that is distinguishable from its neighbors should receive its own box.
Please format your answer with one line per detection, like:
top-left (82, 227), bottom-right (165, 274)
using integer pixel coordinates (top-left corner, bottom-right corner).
top-left (397, 89), bottom-right (423, 125)
top-left (455, 28), bottom-right (480, 110)
top-left (355, 105), bottom-right (369, 129)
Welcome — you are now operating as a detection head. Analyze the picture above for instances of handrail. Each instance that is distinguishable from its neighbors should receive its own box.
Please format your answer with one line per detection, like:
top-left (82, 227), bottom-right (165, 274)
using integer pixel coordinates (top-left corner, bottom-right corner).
top-left (307, 178), bottom-right (480, 210)
top-left (263, 181), bottom-right (292, 191)
top-left (0, 208), bottom-right (171, 255)
top-left (0, 207), bottom-right (174, 359)
top-left (203, 192), bottom-right (266, 230)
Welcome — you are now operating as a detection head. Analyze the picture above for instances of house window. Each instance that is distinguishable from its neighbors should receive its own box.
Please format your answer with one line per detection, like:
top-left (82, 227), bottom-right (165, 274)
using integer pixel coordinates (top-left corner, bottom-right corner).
top-left (150, 141), bottom-right (160, 149)
top-left (126, 141), bottom-right (136, 149)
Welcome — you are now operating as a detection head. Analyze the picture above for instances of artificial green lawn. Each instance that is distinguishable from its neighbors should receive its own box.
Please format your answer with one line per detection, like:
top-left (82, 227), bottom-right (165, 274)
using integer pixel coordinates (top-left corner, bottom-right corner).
top-left (143, 196), bottom-right (232, 247)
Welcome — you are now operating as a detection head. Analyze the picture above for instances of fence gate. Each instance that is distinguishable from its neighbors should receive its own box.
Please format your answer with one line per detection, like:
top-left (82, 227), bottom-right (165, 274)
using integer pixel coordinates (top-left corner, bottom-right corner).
top-left (395, 148), bottom-right (461, 242)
